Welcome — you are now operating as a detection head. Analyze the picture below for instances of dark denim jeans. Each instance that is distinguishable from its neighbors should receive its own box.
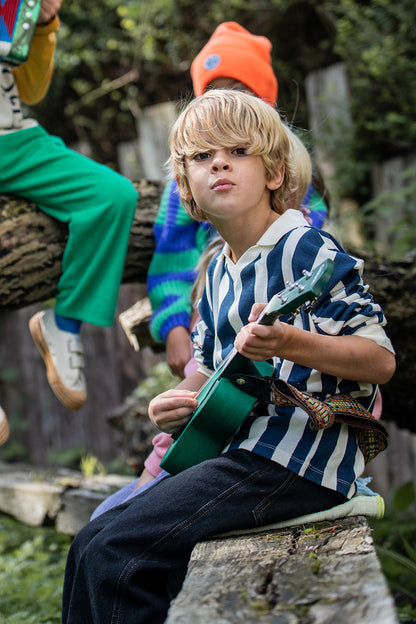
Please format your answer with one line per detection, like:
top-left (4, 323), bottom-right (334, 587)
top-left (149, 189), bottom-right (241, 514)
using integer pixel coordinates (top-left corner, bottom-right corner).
top-left (62, 450), bottom-right (345, 624)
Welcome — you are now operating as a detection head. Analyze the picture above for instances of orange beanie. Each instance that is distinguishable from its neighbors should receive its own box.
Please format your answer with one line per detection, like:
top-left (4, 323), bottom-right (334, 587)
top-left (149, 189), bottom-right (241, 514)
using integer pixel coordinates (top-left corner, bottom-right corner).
top-left (191, 22), bottom-right (278, 106)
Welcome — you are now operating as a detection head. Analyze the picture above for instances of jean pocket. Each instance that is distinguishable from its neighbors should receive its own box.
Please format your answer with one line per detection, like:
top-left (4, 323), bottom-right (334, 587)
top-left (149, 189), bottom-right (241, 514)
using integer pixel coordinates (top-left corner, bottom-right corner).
top-left (251, 469), bottom-right (299, 526)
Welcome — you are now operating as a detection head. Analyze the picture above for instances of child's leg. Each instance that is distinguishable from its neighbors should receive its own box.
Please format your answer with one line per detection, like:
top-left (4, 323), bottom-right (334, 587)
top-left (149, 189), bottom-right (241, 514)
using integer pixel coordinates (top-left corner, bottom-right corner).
top-left (0, 127), bottom-right (137, 326)
top-left (0, 127), bottom-right (137, 409)
top-left (63, 450), bottom-right (345, 624)
top-left (28, 309), bottom-right (87, 410)
top-left (89, 471), bottom-right (169, 521)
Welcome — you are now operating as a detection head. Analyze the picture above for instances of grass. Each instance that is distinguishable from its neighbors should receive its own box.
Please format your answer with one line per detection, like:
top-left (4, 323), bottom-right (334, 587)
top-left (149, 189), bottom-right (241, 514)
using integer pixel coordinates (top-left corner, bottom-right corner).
top-left (0, 515), bottom-right (71, 623)
top-left (370, 482), bottom-right (416, 623)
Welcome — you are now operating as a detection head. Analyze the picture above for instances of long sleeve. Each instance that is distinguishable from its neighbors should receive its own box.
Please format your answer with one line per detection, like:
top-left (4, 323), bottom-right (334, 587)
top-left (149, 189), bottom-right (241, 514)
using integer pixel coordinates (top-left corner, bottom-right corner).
top-left (147, 179), bottom-right (213, 343)
top-left (12, 16), bottom-right (59, 105)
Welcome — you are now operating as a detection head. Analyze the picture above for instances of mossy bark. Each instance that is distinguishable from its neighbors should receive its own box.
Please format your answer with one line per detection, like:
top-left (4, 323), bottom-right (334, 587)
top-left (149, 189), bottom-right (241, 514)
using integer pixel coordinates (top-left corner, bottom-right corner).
top-left (0, 180), bottom-right (163, 309)
top-left (166, 516), bottom-right (398, 624)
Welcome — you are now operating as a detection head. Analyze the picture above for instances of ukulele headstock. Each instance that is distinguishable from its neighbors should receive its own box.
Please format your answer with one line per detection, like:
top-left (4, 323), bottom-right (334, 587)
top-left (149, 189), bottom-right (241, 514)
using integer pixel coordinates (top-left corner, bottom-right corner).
top-left (258, 258), bottom-right (335, 326)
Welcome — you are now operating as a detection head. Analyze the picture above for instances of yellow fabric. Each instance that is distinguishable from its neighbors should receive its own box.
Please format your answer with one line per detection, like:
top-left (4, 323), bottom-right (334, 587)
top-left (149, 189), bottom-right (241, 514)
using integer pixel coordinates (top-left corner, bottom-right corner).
top-left (12, 16), bottom-right (60, 105)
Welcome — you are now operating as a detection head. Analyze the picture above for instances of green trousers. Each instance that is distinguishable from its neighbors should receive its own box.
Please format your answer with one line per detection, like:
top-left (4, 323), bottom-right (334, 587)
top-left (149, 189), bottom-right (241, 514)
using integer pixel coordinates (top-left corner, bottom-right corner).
top-left (0, 125), bottom-right (138, 326)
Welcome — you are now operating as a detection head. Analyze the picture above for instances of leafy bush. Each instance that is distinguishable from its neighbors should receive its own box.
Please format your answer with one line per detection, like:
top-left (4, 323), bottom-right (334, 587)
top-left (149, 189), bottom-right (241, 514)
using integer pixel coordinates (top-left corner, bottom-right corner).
top-left (0, 515), bottom-right (71, 623)
top-left (370, 482), bottom-right (416, 622)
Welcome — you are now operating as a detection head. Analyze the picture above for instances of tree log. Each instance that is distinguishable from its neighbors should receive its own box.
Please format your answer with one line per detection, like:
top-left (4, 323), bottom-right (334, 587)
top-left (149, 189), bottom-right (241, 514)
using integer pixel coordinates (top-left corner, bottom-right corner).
top-left (0, 180), bottom-right (163, 310)
top-left (350, 248), bottom-right (416, 432)
top-left (166, 516), bottom-right (398, 624)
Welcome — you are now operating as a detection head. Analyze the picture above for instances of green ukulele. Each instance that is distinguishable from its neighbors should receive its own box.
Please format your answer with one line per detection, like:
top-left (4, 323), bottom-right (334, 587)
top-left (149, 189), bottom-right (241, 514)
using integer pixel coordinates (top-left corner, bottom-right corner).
top-left (160, 258), bottom-right (335, 475)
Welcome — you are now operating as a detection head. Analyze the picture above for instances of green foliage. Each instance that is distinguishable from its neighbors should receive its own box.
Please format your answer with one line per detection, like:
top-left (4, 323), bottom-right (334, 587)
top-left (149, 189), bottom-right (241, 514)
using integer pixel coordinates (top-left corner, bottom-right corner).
top-left (29, 0), bottom-right (416, 251)
top-left (47, 445), bottom-right (86, 469)
top-left (0, 515), bottom-right (71, 623)
top-left (370, 482), bottom-right (416, 621)
top-left (131, 361), bottom-right (180, 403)
top-left (326, 0), bottom-right (416, 159)
top-left (320, 0), bottom-right (416, 205)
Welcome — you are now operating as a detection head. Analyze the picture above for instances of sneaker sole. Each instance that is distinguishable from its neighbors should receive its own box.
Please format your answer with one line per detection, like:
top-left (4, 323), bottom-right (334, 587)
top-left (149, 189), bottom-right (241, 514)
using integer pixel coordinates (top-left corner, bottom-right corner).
top-left (29, 312), bottom-right (87, 411)
top-left (0, 410), bottom-right (10, 446)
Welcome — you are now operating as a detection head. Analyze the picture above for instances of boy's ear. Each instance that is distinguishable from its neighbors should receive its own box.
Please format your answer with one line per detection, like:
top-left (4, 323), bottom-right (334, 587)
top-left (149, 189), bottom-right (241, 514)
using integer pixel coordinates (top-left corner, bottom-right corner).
top-left (267, 165), bottom-right (285, 191)
top-left (176, 176), bottom-right (193, 202)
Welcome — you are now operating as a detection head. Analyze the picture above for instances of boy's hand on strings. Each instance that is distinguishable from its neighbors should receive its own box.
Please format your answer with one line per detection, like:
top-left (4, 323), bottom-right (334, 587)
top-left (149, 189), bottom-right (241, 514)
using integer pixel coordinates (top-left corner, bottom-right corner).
top-left (234, 303), bottom-right (288, 361)
top-left (148, 389), bottom-right (199, 434)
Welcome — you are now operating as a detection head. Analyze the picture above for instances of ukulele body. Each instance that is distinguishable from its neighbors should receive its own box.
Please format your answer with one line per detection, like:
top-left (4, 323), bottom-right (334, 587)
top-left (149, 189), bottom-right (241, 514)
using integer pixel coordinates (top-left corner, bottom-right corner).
top-left (161, 355), bottom-right (273, 475)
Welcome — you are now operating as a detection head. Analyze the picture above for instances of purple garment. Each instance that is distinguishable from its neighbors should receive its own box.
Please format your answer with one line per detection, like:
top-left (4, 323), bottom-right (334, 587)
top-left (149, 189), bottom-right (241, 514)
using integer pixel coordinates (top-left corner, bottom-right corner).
top-left (90, 470), bottom-right (169, 521)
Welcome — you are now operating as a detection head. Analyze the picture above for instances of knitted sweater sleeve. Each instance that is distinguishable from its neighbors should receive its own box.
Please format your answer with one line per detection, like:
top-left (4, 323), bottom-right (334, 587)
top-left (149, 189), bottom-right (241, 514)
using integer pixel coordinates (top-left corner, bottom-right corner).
top-left (12, 16), bottom-right (59, 105)
top-left (147, 179), bottom-right (210, 343)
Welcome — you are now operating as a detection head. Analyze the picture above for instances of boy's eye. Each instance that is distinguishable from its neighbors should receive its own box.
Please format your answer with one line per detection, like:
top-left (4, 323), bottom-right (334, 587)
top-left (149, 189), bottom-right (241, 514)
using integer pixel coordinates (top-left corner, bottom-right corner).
top-left (193, 152), bottom-right (211, 161)
top-left (233, 147), bottom-right (248, 156)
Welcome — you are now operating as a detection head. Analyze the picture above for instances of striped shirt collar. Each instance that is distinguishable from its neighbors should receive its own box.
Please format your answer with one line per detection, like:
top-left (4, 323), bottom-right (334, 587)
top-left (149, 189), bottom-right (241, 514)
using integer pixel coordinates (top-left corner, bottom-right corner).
top-left (221, 208), bottom-right (308, 265)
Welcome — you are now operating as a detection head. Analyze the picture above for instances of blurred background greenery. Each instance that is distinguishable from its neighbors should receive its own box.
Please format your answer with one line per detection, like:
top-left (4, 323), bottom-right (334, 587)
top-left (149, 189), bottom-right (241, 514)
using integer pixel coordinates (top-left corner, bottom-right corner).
top-left (29, 0), bottom-right (416, 250)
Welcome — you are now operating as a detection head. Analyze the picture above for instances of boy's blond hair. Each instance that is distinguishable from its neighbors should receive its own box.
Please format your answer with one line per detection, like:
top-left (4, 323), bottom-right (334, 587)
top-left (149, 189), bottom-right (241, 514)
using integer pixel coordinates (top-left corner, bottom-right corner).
top-left (168, 89), bottom-right (311, 220)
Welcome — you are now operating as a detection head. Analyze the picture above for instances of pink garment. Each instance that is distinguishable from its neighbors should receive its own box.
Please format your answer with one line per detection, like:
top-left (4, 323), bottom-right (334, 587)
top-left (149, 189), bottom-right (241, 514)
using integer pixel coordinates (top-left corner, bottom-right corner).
top-left (144, 332), bottom-right (199, 477)
top-left (144, 432), bottom-right (173, 477)
top-left (184, 356), bottom-right (199, 377)
top-left (373, 387), bottom-right (382, 420)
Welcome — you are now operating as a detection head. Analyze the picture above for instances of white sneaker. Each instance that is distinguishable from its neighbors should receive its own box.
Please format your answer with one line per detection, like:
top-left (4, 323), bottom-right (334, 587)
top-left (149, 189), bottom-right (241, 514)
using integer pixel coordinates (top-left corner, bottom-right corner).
top-left (29, 310), bottom-right (87, 411)
top-left (0, 405), bottom-right (9, 445)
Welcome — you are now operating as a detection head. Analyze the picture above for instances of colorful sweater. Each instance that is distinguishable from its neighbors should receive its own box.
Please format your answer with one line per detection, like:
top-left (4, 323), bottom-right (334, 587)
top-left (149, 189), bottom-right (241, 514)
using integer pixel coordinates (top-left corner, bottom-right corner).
top-left (147, 179), bottom-right (329, 343)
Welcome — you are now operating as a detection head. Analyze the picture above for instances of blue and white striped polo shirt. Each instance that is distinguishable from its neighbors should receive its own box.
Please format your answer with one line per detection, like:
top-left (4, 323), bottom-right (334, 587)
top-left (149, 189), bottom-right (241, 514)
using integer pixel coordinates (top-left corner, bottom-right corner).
top-left (192, 209), bottom-right (394, 498)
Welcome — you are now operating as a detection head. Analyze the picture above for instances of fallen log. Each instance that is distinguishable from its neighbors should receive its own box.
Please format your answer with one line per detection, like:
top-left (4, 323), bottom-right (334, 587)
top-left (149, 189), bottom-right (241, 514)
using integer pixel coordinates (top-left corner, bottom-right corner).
top-left (166, 516), bottom-right (398, 624)
top-left (0, 180), bottom-right (163, 310)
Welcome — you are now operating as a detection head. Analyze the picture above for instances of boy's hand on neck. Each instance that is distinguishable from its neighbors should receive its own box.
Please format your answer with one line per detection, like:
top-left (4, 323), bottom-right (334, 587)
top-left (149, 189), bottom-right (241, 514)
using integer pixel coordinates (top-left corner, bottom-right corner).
top-left (234, 311), bottom-right (395, 385)
top-left (234, 315), bottom-right (289, 362)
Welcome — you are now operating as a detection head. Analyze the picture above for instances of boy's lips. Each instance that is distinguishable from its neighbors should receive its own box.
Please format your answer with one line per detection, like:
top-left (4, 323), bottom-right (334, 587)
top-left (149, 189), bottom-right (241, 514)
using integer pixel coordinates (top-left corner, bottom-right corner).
top-left (212, 178), bottom-right (234, 190)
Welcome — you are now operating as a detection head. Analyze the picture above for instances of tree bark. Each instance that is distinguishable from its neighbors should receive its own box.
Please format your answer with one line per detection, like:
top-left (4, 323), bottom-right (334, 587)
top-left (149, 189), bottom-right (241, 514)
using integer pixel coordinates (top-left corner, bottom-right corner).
top-left (348, 247), bottom-right (416, 431)
top-left (0, 180), bottom-right (163, 310)
top-left (166, 516), bottom-right (398, 624)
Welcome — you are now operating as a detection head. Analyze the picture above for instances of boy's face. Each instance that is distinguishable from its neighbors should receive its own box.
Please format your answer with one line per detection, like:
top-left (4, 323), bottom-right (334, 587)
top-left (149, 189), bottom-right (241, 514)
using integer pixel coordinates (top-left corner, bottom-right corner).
top-left (179, 146), bottom-right (283, 228)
